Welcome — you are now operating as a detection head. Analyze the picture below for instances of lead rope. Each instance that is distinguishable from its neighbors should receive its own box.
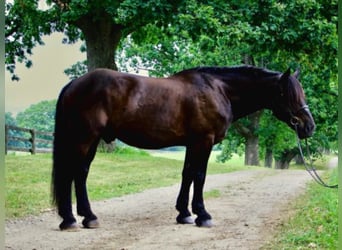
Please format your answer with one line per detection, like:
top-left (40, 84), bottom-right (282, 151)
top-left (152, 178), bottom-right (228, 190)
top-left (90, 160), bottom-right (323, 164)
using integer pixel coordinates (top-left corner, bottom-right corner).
top-left (294, 125), bottom-right (338, 189)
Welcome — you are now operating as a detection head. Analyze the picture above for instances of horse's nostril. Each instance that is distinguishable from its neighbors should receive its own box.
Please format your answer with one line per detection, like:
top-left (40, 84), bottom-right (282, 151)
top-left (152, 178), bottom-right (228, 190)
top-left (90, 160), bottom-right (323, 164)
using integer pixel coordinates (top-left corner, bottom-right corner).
top-left (305, 123), bottom-right (315, 135)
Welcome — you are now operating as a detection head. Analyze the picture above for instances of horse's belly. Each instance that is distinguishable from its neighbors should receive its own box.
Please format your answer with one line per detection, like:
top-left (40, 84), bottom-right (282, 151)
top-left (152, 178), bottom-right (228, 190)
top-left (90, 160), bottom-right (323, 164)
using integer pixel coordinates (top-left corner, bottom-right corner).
top-left (116, 128), bottom-right (185, 149)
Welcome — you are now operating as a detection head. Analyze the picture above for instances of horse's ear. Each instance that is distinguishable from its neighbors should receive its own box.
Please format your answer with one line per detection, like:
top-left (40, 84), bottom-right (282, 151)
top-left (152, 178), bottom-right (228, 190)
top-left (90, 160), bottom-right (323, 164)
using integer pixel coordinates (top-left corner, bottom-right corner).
top-left (281, 68), bottom-right (291, 78)
top-left (278, 68), bottom-right (291, 95)
top-left (293, 68), bottom-right (300, 79)
top-left (280, 68), bottom-right (291, 80)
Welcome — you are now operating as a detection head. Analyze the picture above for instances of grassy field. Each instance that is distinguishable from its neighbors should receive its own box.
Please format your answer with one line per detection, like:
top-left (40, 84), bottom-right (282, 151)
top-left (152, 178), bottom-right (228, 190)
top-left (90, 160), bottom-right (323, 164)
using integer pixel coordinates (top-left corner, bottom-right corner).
top-left (148, 149), bottom-right (224, 162)
top-left (262, 167), bottom-right (338, 250)
top-left (5, 148), bottom-right (247, 218)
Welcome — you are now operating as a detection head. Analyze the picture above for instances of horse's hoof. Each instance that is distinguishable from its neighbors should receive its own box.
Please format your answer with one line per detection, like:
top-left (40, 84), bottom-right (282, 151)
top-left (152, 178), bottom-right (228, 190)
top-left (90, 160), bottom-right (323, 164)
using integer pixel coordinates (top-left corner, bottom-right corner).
top-left (59, 221), bottom-right (79, 231)
top-left (176, 215), bottom-right (194, 224)
top-left (195, 218), bottom-right (213, 228)
top-left (82, 218), bottom-right (100, 229)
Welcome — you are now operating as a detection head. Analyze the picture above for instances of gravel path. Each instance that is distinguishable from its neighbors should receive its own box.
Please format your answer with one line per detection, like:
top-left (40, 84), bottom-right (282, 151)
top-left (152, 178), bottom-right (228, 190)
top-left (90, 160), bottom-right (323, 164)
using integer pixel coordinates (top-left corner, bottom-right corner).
top-left (6, 169), bottom-right (313, 250)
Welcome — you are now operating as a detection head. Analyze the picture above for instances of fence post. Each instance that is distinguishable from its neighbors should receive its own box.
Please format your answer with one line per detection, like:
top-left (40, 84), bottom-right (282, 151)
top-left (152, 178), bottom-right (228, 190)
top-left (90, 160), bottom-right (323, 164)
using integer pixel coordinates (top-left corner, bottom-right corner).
top-left (6, 125), bottom-right (54, 154)
top-left (5, 125), bottom-right (8, 155)
top-left (30, 129), bottom-right (36, 155)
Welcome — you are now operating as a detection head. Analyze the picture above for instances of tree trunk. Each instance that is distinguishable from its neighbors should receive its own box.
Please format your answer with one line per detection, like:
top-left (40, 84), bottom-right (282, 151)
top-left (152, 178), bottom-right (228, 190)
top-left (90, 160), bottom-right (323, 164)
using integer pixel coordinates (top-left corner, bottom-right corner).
top-left (234, 111), bottom-right (262, 166)
top-left (275, 148), bottom-right (298, 169)
top-left (245, 135), bottom-right (259, 166)
top-left (264, 147), bottom-right (273, 168)
top-left (294, 155), bottom-right (304, 165)
top-left (75, 12), bottom-right (122, 71)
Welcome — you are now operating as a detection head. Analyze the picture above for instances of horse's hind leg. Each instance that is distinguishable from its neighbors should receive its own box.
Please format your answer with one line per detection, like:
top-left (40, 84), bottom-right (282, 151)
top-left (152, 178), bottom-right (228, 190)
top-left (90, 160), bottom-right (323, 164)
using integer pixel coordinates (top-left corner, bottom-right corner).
top-left (56, 173), bottom-right (78, 230)
top-left (53, 140), bottom-right (78, 230)
top-left (74, 139), bottom-right (100, 228)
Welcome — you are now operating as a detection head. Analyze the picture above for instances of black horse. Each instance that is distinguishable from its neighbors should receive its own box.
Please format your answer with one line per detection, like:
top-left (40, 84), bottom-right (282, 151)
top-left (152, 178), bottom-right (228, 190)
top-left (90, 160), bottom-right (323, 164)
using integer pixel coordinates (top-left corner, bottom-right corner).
top-left (52, 66), bottom-right (315, 230)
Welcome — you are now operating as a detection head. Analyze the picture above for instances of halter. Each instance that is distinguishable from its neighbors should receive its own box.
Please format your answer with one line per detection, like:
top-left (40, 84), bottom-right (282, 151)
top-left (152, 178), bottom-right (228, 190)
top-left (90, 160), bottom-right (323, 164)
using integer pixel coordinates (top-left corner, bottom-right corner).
top-left (290, 105), bottom-right (310, 126)
top-left (288, 104), bottom-right (337, 188)
top-left (292, 119), bottom-right (338, 189)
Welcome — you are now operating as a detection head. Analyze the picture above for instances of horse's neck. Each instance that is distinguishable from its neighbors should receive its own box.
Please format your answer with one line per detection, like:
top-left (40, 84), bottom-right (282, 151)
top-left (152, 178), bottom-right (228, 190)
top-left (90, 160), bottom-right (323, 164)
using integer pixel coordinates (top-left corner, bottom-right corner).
top-left (221, 76), bottom-right (278, 121)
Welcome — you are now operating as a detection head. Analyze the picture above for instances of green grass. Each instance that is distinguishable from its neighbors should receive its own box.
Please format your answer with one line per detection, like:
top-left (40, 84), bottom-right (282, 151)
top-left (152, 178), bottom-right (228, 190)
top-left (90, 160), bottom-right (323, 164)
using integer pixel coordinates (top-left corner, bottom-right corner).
top-left (262, 168), bottom-right (338, 250)
top-left (5, 149), bottom-right (248, 218)
top-left (149, 149), bottom-right (229, 163)
top-left (204, 189), bottom-right (221, 199)
top-left (5, 154), bottom-right (52, 217)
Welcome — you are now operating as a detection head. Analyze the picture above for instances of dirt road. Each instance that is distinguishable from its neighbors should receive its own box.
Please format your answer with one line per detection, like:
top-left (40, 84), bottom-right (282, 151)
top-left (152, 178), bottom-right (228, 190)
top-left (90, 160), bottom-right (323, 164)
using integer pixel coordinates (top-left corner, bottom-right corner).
top-left (6, 169), bottom-right (313, 250)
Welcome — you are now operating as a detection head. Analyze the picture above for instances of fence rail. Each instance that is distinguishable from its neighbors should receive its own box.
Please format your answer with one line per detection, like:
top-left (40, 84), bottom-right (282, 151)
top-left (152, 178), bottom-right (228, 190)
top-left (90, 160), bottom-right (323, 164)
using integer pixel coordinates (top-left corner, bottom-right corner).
top-left (5, 125), bottom-right (54, 154)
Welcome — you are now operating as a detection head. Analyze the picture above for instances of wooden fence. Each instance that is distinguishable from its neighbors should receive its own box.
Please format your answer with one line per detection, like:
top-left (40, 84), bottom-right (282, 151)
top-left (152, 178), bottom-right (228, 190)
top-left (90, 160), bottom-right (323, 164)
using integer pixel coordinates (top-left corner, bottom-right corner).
top-left (5, 125), bottom-right (54, 154)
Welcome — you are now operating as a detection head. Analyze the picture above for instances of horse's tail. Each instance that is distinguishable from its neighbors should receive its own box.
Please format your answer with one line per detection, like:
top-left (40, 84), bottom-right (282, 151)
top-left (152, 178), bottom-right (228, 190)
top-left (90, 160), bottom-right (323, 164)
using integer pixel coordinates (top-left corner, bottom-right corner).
top-left (51, 81), bottom-right (73, 206)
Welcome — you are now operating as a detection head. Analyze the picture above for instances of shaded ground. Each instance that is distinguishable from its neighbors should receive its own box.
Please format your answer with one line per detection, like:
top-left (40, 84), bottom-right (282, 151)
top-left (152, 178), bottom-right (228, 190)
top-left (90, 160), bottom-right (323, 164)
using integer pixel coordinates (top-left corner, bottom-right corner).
top-left (6, 169), bottom-right (315, 250)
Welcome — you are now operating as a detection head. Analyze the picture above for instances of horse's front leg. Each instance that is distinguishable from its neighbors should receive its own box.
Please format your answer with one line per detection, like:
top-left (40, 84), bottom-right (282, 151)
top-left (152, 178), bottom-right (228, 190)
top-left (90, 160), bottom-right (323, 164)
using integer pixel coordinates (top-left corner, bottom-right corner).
top-left (176, 140), bottom-right (213, 227)
top-left (176, 150), bottom-right (195, 224)
top-left (191, 140), bottom-right (213, 227)
top-left (192, 162), bottom-right (212, 227)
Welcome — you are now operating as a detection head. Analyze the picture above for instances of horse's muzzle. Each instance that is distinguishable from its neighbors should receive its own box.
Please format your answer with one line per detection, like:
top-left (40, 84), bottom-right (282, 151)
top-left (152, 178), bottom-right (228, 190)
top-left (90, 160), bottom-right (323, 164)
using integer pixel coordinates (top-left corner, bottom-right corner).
top-left (297, 122), bottom-right (316, 139)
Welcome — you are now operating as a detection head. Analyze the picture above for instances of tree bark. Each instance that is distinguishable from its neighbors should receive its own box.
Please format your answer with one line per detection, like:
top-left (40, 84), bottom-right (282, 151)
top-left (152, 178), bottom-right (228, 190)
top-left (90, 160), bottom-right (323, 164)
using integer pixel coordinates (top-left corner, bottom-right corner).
top-left (75, 12), bottom-right (122, 71)
top-left (275, 148), bottom-right (298, 169)
top-left (245, 135), bottom-right (259, 166)
top-left (275, 160), bottom-right (289, 169)
top-left (264, 148), bottom-right (273, 168)
top-left (294, 155), bottom-right (304, 165)
top-left (234, 111), bottom-right (262, 166)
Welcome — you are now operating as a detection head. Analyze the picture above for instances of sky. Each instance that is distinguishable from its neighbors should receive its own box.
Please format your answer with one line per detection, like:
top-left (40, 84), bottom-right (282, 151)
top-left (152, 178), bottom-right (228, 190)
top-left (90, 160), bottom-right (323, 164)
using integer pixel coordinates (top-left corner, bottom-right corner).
top-left (5, 33), bottom-right (86, 115)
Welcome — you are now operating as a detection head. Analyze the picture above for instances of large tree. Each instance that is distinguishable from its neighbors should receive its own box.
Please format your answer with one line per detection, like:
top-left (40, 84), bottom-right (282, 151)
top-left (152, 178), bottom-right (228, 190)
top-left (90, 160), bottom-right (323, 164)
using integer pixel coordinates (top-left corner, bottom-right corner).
top-left (6, 0), bottom-right (185, 80)
top-left (117, 0), bottom-right (338, 166)
top-left (6, 0), bottom-right (337, 166)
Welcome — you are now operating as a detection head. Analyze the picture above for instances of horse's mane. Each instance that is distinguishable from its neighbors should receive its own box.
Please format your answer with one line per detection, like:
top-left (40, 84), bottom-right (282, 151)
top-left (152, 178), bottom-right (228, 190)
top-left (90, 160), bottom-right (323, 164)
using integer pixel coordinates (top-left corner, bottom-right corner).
top-left (285, 73), bottom-right (306, 108)
top-left (176, 65), bottom-right (304, 106)
top-left (177, 65), bottom-right (280, 79)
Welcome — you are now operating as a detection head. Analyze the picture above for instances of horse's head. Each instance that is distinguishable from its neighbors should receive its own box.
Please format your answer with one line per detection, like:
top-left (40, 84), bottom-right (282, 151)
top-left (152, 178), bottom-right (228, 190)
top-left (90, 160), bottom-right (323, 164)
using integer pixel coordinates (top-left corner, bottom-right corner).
top-left (271, 68), bottom-right (315, 139)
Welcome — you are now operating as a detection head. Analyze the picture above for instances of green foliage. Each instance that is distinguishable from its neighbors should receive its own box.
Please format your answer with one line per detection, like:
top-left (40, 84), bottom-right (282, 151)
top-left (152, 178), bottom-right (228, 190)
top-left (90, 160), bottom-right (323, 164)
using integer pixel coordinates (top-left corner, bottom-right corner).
top-left (118, 0), bottom-right (337, 148)
top-left (6, 0), bottom-right (337, 165)
top-left (5, 112), bottom-right (16, 126)
top-left (64, 60), bottom-right (87, 80)
top-left (16, 100), bottom-right (56, 132)
top-left (262, 168), bottom-right (338, 249)
top-left (6, 0), bottom-right (186, 77)
top-left (118, 1), bottom-right (246, 75)
top-left (119, 0), bottom-right (337, 164)
top-left (216, 128), bottom-right (245, 163)
top-left (258, 110), bottom-right (298, 161)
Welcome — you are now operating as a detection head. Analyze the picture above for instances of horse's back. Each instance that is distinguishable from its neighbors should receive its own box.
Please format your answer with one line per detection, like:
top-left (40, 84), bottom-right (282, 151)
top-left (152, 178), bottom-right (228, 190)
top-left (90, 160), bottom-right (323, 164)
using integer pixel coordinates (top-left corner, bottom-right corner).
top-left (59, 68), bottom-right (232, 148)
